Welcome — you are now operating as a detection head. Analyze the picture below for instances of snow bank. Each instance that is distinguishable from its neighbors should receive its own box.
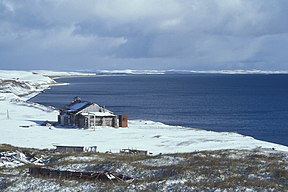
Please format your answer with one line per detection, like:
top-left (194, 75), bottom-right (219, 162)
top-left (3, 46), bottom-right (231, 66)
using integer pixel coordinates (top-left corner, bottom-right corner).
top-left (0, 70), bottom-right (55, 85)
top-left (2, 117), bottom-right (288, 154)
top-left (0, 151), bottom-right (45, 168)
top-left (0, 70), bottom-right (56, 102)
top-left (1, 70), bottom-right (288, 154)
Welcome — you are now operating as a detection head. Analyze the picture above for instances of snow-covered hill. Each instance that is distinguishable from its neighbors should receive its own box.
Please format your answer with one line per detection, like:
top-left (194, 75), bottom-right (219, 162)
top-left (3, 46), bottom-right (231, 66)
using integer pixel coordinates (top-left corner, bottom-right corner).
top-left (1, 70), bottom-right (288, 154)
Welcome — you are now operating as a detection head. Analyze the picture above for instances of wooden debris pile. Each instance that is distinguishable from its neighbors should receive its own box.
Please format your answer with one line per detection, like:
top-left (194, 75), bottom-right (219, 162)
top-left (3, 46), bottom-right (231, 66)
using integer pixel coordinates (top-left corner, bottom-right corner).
top-left (0, 151), bottom-right (45, 168)
top-left (29, 167), bottom-right (134, 182)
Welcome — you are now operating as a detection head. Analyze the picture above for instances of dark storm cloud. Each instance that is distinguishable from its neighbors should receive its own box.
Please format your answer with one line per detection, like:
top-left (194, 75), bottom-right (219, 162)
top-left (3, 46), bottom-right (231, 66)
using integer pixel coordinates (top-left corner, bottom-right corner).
top-left (1, 0), bottom-right (288, 70)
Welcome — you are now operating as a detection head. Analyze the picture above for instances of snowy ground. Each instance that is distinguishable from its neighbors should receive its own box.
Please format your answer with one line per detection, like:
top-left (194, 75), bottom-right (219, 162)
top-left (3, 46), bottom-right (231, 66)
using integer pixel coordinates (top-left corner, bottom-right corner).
top-left (1, 70), bottom-right (288, 154)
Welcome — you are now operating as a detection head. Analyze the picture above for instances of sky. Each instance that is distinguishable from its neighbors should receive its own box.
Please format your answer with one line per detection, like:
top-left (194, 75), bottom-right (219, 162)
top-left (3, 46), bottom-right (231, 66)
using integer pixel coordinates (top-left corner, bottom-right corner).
top-left (1, 0), bottom-right (288, 71)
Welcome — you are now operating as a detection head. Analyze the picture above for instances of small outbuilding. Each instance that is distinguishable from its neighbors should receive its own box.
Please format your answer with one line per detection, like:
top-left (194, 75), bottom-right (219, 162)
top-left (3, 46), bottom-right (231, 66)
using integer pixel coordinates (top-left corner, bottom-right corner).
top-left (55, 146), bottom-right (84, 153)
top-left (119, 114), bottom-right (128, 127)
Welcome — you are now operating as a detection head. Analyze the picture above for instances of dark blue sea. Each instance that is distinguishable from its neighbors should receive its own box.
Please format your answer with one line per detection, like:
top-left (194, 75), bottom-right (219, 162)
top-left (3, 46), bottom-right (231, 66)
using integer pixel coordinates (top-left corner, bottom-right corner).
top-left (30, 74), bottom-right (288, 146)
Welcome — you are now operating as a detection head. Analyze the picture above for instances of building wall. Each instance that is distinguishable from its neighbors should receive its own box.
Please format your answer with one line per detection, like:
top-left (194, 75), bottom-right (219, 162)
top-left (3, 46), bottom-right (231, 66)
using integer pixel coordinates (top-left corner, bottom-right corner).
top-left (77, 116), bottom-right (87, 128)
top-left (88, 116), bottom-right (117, 127)
top-left (58, 114), bottom-right (118, 128)
top-left (58, 114), bottom-right (76, 127)
top-left (56, 146), bottom-right (84, 152)
top-left (58, 114), bottom-right (70, 126)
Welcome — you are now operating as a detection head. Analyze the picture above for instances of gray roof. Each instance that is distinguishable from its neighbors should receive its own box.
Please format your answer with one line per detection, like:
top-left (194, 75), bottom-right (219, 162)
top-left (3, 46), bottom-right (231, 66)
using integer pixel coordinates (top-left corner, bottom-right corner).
top-left (61, 100), bottom-right (92, 114)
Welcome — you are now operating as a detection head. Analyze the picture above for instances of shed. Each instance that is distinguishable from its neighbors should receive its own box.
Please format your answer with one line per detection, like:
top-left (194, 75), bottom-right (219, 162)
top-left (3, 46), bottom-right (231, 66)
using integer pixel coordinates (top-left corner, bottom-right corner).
top-left (119, 114), bottom-right (128, 127)
top-left (55, 146), bottom-right (84, 153)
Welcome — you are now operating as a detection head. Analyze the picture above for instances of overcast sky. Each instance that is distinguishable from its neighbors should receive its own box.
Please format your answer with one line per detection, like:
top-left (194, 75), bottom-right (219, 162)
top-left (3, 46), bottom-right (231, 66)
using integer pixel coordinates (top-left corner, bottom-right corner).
top-left (1, 0), bottom-right (288, 71)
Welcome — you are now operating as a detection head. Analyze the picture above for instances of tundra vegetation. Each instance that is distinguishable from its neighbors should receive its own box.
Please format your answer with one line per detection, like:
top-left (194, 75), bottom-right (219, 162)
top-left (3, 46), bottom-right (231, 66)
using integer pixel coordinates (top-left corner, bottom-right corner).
top-left (0, 144), bottom-right (287, 191)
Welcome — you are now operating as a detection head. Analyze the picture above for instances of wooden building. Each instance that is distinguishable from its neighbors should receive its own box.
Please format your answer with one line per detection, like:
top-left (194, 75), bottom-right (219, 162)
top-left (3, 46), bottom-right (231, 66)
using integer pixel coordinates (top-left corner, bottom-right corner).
top-left (55, 146), bottom-right (84, 153)
top-left (58, 97), bottom-right (118, 128)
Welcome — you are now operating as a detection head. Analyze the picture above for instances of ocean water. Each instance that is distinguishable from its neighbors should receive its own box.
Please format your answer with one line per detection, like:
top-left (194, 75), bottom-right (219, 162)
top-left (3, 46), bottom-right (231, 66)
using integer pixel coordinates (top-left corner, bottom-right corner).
top-left (30, 74), bottom-right (288, 146)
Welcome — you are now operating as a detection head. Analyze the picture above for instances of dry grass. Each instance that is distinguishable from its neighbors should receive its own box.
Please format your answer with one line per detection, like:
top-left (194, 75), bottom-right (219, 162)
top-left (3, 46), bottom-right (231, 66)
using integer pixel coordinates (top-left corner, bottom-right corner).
top-left (1, 146), bottom-right (288, 191)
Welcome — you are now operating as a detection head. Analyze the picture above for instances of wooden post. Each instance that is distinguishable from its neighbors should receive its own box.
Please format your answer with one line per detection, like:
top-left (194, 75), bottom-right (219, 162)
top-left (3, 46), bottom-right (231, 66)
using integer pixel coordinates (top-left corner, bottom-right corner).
top-left (93, 114), bottom-right (96, 131)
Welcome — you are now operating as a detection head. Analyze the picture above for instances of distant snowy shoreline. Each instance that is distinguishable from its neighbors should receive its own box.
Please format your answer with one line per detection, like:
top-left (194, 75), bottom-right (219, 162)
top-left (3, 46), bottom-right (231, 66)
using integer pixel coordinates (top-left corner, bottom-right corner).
top-left (1, 70), bottom-right (288, 154)
top-left (95, 69), bottom-right (288, 75)
top-left (0, 70), bottom-right (96, 101)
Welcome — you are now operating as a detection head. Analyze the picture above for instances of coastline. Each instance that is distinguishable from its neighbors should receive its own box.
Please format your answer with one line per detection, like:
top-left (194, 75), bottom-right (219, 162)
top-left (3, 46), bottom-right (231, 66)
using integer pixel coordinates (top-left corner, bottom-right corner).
top-left (1, 70), bottom-right (288, 154)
